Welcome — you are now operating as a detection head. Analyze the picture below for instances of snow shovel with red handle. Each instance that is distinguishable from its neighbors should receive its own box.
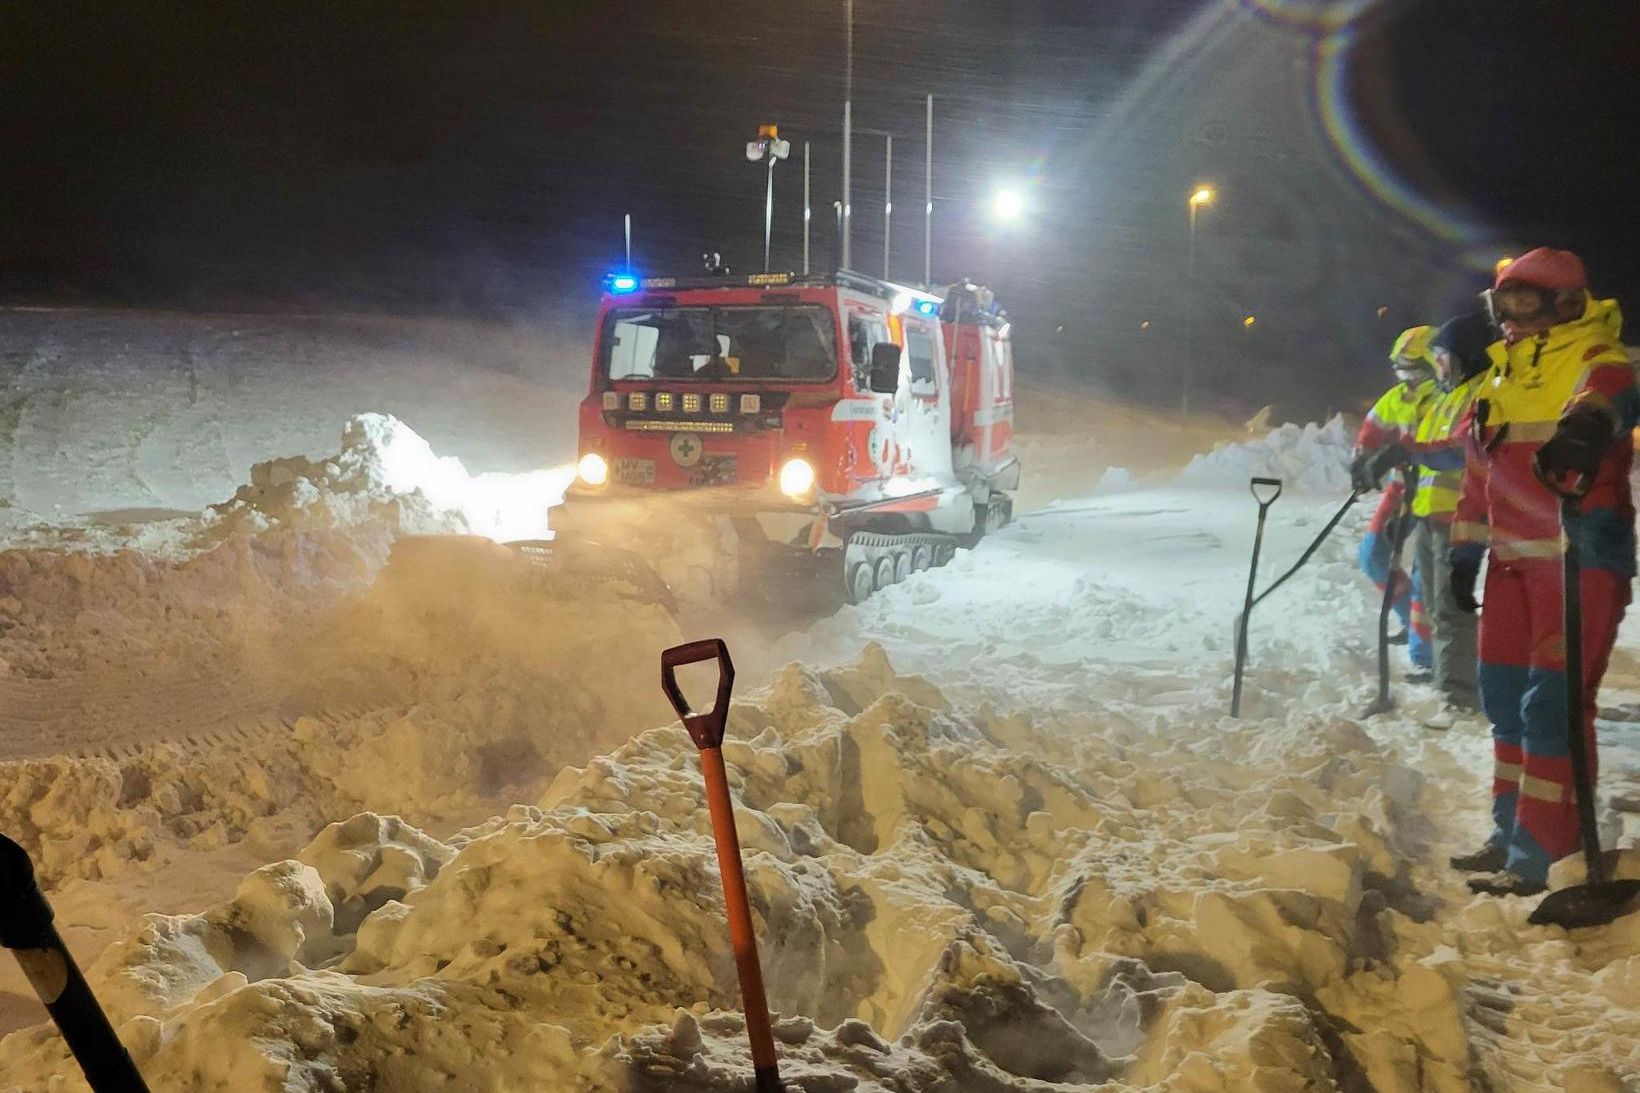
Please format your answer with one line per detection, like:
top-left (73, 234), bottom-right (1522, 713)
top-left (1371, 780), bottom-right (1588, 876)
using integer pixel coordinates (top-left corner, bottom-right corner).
top-left (1231, 477), bottom-right (1283, 717)
top-left (1, 835), bottom-right (151, 1093)
top-left (661, 639), bottom-right (784, 1093)
top-left (1526, 481), bottom-right (1640, 929)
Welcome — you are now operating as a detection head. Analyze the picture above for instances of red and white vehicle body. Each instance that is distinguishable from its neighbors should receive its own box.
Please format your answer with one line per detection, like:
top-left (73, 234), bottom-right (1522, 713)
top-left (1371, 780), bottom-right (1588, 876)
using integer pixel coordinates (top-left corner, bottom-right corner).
top-left (556, 269), bottom-right (1018, 603)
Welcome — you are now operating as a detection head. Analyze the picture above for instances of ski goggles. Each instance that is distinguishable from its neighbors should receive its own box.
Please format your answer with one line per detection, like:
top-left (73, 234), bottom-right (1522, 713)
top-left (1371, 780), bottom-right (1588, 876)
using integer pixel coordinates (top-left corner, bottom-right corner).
top-left (1393, 361), bottom-right (1432, 385)
top-left (1483, 283), bottom-right (1555, 326)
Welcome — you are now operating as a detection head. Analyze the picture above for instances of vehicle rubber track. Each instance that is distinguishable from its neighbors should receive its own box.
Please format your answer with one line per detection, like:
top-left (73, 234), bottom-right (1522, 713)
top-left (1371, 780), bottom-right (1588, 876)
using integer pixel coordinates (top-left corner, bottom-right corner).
top-left (842, 531), bottom-right (959, 604)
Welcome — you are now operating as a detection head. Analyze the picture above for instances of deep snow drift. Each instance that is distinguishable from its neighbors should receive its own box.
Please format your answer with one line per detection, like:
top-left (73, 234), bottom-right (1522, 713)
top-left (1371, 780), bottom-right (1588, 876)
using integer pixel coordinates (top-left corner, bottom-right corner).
top-left (0, 358), bottom-right (1636, 1090)
top-left (0, 650), bottom-right (1531, 1090)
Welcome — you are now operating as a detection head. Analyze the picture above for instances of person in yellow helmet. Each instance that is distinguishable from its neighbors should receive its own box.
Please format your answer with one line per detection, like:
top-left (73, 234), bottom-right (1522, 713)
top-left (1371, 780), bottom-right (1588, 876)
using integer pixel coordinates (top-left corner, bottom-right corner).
top-left (1350, 325), bottom-right (1439, 674)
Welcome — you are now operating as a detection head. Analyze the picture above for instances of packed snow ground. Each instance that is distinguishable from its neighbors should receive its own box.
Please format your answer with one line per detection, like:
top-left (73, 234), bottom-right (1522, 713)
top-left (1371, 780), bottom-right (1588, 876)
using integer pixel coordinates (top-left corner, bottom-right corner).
top-left (1, 313), bottom-right (1637, 1091)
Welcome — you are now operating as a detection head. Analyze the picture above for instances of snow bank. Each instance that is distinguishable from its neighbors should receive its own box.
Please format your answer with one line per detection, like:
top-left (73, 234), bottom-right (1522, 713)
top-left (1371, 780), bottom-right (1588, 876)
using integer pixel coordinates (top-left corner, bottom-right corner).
top-left (1175, 415), bottom-right (1355, 493)
top-left (0, 534), bottom-right (677, 888)
top-left (0, 645), bottom-right (1549, 1091)
top-left (203, 412), bottom-right (573, 546)
top-left (0, 415), bottom-right (674, 890)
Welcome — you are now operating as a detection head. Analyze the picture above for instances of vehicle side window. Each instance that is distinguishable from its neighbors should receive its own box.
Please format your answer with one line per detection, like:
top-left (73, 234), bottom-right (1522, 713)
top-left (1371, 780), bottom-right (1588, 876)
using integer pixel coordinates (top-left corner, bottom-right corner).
top-left (906, 326), bottom-right (937, 391)
top-left (848, 312), bottom-right (889, 390)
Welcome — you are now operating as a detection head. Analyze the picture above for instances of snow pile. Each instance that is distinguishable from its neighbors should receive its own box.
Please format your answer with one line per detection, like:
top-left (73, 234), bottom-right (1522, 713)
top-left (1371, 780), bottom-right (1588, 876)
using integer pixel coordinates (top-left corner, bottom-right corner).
top-left (1175, 415), bottom-right (1355, 493)
top-left (204, 412), bottom-right (573, 546)
top-left (0, 535), bottom-right (678, 888)
top-left (12, 644), bottom-right (1622, 1092)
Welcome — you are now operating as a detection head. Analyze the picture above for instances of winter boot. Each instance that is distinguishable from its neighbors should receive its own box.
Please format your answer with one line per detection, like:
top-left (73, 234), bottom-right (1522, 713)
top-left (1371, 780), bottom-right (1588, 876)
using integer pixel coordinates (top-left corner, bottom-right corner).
top-left (1388, 627), bottom-right (1409, 646)
top-left (1405, 668), bottom-right (1434, 685)
top-left (1449, 844), bottom-right (1507, 873)
top-left (1424, 705), bottom-right (1484, 732)
top-left (1466, 870), bottom-right (1546, 897)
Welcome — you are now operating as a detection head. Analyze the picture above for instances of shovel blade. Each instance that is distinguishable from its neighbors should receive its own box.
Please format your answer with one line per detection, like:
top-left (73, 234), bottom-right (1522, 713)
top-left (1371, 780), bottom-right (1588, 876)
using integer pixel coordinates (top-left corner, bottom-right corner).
top-left (1527, 879), bottom-right (1640, 930)
top-left (1360, 695), bottom-right (1395, 718)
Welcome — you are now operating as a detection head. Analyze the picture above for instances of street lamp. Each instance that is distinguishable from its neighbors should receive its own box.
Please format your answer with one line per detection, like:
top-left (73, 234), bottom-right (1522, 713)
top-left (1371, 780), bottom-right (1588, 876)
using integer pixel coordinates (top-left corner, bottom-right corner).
top-left (1183, 183), bottom-right (1216, 415)
top-left (746, 124), bottom-right (791, 273)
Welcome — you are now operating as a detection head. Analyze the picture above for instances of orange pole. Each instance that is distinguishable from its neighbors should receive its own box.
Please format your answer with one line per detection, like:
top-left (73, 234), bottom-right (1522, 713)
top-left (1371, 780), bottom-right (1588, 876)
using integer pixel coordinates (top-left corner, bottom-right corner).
top-left (699, 746), bottom-right (781, 1089)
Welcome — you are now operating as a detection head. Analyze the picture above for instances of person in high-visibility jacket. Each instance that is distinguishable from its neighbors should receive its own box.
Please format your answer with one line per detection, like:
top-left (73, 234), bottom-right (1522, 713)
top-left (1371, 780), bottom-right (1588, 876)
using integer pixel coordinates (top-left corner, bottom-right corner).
top-left (1448, 248), bottom-right (1637, 896)
top-left (1401, 312), bottom-right (1495, 715)
top-left (1350, 326), bottom-right (1439, 673)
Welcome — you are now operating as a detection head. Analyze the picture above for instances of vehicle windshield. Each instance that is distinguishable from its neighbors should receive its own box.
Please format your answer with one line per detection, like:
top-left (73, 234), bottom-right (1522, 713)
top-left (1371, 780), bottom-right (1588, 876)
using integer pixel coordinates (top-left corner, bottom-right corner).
top-left (601, 304), bottom-right (838, 382)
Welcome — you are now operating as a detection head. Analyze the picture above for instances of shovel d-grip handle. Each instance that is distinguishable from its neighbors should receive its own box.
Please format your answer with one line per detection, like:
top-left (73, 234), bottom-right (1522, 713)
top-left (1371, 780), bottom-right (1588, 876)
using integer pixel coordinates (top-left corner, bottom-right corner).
top-left (1249, 476), bottom-right (1283, 508)
top-left (662, 638), bottom-right (737, 750)
top-left (1, 836), bottom-right (150, 1093)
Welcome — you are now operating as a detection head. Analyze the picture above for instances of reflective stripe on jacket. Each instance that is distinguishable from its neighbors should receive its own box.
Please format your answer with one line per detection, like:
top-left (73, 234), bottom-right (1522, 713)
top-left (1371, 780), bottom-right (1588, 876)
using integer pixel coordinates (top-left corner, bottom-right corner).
top-left (1357, 378), bottom-right (1437, 453)
top-left (1412, 375), bottom-right (1483, 521)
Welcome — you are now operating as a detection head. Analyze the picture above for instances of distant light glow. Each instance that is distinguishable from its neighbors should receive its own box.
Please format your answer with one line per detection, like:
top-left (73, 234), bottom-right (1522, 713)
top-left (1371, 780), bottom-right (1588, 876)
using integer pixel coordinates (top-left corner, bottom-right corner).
top-left (608, 273), bottom-right (639, 294)
top-left (1189, 186), bottom-right (1216, 208)
top-left (1242, 315), bottom-right (1256, 328)
top-left (990, 187), bottom-right (1025, 221)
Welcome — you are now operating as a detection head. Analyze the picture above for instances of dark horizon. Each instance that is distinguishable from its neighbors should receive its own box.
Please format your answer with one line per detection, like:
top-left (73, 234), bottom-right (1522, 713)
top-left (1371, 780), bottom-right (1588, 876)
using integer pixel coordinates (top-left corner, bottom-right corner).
top-left (3, 0), bottom-right (1636, 421)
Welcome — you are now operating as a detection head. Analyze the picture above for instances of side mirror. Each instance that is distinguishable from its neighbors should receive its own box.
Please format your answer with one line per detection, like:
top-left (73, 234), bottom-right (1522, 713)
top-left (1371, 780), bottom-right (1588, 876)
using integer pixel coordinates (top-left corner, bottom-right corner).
top-left (868, 342), bottom-right (901, 394)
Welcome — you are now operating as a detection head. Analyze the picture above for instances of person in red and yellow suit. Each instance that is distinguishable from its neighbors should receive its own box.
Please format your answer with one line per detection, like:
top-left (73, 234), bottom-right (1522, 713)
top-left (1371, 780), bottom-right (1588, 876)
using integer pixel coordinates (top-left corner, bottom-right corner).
top-left (1351, 326), bottom-right (1439, 674)
top-left (1448, 248), bottom-right (1637, 896)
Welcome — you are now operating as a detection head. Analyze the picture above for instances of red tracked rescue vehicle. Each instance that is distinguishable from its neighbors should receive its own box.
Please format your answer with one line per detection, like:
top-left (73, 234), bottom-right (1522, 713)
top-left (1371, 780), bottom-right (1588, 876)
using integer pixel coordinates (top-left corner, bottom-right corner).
top-left (554, 268), bottom-right (1019, 605)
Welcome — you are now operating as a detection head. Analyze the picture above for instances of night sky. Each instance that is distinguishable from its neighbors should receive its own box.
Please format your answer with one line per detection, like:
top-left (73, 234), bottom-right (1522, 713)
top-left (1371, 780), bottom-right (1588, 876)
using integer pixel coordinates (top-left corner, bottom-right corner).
top-left (2, 1), bottom-right (1635, 418)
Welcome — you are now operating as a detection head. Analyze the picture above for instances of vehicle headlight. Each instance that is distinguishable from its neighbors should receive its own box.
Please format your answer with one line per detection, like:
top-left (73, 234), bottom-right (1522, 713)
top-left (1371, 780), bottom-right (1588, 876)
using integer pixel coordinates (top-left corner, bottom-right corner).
top-left (577, 452), bottom-right (609, 486)
top-left (778, 457), bottom-right (816, 499)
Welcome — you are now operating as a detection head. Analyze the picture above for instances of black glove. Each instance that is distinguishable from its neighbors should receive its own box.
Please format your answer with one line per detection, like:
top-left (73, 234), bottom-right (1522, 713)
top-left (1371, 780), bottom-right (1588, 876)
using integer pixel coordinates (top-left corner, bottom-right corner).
top-left (1534, 408), bottom-right (1611, 483)
top-left (1450, 554), bottom-right (1481, 613)
top-left (1349, 449), bottom-right (1375, 493)
top-left (1367, 442), bottom-right (1409, 485)
top-left (1351, 443), bottom-right (1408, 492)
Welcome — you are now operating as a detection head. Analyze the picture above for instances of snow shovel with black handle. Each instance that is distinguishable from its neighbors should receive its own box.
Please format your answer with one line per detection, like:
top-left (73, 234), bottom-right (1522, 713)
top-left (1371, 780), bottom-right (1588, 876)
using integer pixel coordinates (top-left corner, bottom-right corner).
top-left (1363, 469), bottom-right (1416, 717)
top-left (1231, 488), bottom-right (1361, 644)
top-left (0, 835), bottom-right (151, 1093)
top-left (1231, 476), bottom-right (1283, 717)
top-left (661, 639), bottom-right (784, 1092)
top-left (1527, 485), bottom-right (1640, 929)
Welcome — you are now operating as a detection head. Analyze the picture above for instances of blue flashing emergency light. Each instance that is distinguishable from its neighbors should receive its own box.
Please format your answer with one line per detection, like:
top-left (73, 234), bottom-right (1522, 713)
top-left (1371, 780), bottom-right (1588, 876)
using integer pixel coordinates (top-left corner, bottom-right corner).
top-left (913, 299), bottom-right (940, 317)
top-left (606, 273), bottom-right (640, 294)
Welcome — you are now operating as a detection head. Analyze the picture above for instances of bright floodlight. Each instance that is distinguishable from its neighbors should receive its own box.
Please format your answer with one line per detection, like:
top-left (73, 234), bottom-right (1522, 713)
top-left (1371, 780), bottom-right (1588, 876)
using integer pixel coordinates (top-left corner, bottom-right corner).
top-left (990, 187), bottom-right (1025, 222)
top-left (1189, 186), bottom-right (1216, 208)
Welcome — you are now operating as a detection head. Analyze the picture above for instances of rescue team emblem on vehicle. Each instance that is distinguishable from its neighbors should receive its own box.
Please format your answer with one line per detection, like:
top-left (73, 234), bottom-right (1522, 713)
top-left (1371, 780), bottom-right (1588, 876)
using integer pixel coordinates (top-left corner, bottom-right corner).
top-left (669, 432), bottom-right (703, 467)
